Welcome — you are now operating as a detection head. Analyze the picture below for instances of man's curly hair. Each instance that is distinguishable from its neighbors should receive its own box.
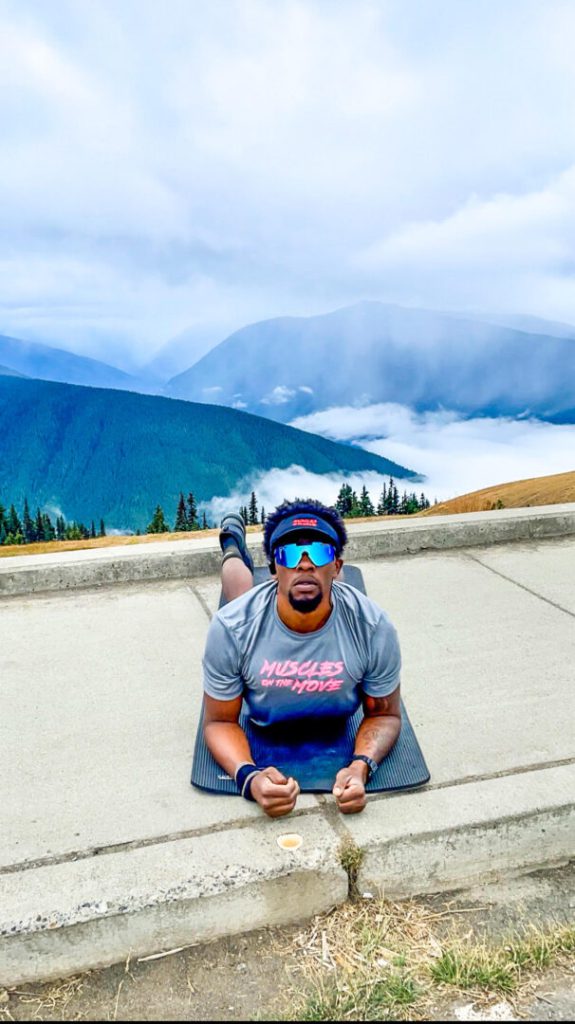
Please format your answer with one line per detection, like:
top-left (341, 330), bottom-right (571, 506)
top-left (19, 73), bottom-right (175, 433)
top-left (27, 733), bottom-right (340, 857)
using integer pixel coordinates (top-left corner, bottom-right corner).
top-left (263, 498), bottom-right (348, 561)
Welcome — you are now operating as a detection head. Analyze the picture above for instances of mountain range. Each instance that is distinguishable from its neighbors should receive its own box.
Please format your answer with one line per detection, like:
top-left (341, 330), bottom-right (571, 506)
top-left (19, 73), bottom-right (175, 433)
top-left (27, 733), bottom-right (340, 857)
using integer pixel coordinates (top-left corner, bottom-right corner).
top-left (2, 304), bottom-right (574, 428)
top-left (0, 363), bottom-right (26, 378)
top-left (0, 376), bottom-right (415, 532)
top-left (0, 333), bottom-right (147, 393)
top-left (165, 302), bottom-right (575, 424)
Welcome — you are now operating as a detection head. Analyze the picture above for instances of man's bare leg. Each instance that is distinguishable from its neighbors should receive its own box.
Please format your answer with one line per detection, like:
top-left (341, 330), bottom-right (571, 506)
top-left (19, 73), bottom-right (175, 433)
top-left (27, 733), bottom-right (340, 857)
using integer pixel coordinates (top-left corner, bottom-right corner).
top-left (222, 554), bottom-right (254, 602)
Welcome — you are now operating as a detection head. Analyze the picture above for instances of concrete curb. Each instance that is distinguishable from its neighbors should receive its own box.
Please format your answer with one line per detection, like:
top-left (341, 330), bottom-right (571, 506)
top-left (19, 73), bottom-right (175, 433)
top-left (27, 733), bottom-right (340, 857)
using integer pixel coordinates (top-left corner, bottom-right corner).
top-left (3, 765), bottom-right (574, 986)
top-left (348, 763), bottom-right (575, 898)
top-left (1, 504), bottom-right (575, 597)
top-left (0, 815), bottom-right (348, 987)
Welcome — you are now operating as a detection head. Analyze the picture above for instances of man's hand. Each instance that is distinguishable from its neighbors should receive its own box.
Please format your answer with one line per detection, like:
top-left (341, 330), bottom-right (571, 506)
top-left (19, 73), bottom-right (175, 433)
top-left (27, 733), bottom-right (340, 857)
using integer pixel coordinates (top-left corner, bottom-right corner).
top-left (250, 766), bottom-right (300, 818)
top-left (332, 762), bottom-right (368, 815)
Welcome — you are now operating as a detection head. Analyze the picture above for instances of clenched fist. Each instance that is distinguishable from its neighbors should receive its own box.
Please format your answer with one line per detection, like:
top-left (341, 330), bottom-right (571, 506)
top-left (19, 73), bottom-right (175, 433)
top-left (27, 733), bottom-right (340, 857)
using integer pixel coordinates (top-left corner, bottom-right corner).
top-left (250, 766), bottom-right (300, 818)
top-left (332, 763), bottom-right (368, 814)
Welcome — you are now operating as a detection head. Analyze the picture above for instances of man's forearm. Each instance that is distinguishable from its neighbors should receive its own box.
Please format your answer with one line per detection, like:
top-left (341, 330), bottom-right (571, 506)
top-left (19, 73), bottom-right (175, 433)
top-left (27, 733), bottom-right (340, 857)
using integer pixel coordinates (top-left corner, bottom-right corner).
top-left (352, 714), bottom-right (401, 765)
top-left (204, 721), bottom-right (255, 778)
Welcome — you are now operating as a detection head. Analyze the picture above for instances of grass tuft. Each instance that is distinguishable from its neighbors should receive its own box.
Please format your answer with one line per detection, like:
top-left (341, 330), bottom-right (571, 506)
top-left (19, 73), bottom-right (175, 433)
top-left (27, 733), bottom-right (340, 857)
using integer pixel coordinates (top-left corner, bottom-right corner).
top-left (279, 902), bottom-right (575, 1021)
top-left (429, 924), bottom-right (575, 995)
top-left (430, 948), bottom-right (516, 993)
top-left (338, 837), bottom-right (364, 898)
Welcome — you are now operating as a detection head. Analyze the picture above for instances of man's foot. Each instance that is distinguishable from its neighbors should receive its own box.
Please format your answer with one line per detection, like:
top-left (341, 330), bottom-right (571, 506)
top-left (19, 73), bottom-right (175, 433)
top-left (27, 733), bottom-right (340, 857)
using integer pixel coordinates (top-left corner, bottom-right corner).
top-left (219, 513), bottom-right (254, 572)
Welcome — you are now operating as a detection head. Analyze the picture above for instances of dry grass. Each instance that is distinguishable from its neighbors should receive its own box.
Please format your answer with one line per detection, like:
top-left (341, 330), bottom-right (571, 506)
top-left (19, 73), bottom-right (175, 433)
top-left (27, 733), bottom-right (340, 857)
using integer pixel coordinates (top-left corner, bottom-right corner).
top-left (0, 976), bottom-right (85, 1021)
top-left (0, 516), bottom-right (411, 560)
top-left (0, 525), bottom-right (263, 559)
top-left (276, 899), bottom-right (575, 1021)
top-left (419, 469), bottom-right (575, 517)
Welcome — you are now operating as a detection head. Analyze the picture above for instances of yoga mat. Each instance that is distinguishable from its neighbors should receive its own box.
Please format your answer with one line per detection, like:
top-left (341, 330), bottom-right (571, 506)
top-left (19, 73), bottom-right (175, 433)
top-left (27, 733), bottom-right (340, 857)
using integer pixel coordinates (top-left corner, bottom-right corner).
top-left (192, 564), bottom-right (430, 794)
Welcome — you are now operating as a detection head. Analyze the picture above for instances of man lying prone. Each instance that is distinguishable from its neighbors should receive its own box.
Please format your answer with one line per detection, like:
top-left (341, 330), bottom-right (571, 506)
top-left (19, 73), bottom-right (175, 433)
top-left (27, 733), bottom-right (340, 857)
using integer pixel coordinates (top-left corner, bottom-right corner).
top-left (202, 499), bottom-right (402, 817)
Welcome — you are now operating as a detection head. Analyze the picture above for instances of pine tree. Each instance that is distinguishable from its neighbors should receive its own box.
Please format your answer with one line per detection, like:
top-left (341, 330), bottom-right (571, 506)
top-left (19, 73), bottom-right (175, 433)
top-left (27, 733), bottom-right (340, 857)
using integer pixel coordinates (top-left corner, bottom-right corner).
top-left (147, 505), bottom-right (168, 534)
top-left (201, 511), bottom-right (208, 530)
top-left (405, 492), bottom-right (420, 515)
top-left (35, 507), bottom-right (44, 541)
top-left (248, 491), bottom-right (258, 526)
top-left (359, 485), bottom-right (375, 517)
top-left (392, 484), bottom-right (400, 515)
top-left (336, 483), bottom-right (353, 516)
top-left (175, 493), bottom-right (188, 532)
top-left (260, 506), bottom-right (266, 525)
top-left (186, 492), bottom-right (198, 531)
top-left (22, 498), bottom-right (36, 544)
top-left (99, 519), bottom-right (106, 537)
top-left (376, 483), bottom-right (387, 516)
top-left (384, 477), bottom-right (394, 515)
top-left (42, 514), bottom-right (55, 541)
top-left (7, 504), bottom-right (21, 536)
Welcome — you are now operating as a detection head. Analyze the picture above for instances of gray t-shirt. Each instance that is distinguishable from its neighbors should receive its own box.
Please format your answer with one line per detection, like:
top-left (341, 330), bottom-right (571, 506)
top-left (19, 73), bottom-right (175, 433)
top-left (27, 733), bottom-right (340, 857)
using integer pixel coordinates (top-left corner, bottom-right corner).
top-left (202, 580), bottom-right (401, 727)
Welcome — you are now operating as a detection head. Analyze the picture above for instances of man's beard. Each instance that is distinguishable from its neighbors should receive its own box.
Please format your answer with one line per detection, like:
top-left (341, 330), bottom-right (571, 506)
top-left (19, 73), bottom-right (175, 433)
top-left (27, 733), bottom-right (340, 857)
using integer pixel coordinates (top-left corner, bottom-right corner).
top-left (288, 591), bottom-right (323, 614)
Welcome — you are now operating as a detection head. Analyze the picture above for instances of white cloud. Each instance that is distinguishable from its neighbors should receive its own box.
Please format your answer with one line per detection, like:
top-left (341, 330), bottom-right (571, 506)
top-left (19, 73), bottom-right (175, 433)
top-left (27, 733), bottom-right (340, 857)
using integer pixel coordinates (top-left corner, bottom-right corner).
top-left (291, 404), bottom-right (575, 501)
top-left (2, 1), bottom-right (575, 361)
top-left (260, 385), bottom-right (297, 405)
top-left (258, 384), bottom-right (314, 405)
top-left (203, 464), bottom-right (395, 524)
top-left (355, 165), bottom-right (575, 321)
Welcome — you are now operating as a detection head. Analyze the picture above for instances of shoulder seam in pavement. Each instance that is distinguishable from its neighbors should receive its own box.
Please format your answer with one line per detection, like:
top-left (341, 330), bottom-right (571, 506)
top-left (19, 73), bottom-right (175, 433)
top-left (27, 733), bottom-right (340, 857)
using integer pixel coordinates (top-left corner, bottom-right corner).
top-left (464, 552), bottom-right (575, 619)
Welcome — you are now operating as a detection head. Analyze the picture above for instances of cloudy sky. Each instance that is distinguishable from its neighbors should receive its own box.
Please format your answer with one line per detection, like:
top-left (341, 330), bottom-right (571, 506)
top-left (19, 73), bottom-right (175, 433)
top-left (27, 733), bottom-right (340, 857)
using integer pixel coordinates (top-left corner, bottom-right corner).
top-left (1, 0), bottom-right (575, 372)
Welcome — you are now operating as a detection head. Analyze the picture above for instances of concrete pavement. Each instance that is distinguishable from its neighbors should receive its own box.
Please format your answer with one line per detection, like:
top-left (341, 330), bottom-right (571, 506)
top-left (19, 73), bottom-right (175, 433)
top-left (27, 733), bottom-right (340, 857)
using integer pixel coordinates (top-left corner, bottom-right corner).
top-left (1, 515), bottom-right (574, 985)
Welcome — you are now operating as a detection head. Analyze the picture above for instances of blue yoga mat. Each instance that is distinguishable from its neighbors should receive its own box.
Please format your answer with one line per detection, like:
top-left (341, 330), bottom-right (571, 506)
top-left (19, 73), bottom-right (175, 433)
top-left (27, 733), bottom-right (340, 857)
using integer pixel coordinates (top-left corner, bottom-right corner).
top-left (191, 565), bottom-right (430, 794)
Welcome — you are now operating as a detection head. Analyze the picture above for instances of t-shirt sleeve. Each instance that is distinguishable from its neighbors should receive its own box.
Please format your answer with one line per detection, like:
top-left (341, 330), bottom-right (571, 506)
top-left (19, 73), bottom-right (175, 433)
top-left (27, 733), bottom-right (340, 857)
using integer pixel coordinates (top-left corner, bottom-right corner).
top-left (202, 614), bottom-right (244, 701)
top-left (361, 613), bottom-right (402, 697)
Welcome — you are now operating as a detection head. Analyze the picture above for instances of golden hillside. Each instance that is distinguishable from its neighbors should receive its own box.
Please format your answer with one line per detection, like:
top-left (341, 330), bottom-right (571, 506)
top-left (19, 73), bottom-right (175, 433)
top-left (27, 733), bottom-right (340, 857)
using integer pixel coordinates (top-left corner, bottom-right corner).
top-left (420, 470), bottom-right (575, 516)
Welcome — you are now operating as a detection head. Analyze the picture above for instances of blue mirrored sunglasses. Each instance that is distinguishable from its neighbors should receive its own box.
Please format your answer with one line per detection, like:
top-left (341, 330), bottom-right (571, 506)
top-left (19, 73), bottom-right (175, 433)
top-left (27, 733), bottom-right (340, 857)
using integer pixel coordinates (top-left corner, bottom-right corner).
top-left (274, 541), bottom-right (336, 569)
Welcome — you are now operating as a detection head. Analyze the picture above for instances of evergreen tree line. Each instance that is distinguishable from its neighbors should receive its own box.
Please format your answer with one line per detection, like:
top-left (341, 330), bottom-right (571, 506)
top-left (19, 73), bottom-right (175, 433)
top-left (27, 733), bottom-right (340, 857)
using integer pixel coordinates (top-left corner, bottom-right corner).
top-left (0, 497), bottom-right (106, 546)
top-left (1, 477), bottom-right (433, 547)
top-left (238, 491), bottom-right (266, 526)
top-left (336, 478), bottom-right (431, 518)
top-left (147, 492), bottom-right (210, 534)
top-left (146, 489), bottom-right (267, 535)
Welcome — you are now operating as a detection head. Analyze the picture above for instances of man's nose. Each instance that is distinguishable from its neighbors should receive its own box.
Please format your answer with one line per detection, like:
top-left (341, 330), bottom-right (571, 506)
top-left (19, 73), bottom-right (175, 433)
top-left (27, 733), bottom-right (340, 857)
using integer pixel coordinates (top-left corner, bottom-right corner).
top-left (296, 551), bottom-right (314, 569)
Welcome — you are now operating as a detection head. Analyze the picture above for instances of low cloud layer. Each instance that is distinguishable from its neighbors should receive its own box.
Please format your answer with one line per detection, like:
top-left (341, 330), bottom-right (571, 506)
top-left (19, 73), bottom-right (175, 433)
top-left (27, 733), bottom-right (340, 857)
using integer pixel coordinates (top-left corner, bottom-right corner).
top-left (291, 405), bottom-right (575, 501)
top-left (204, 465), bottom-right (396, 525)
top-left (1, 1), bottom-right (575, 367)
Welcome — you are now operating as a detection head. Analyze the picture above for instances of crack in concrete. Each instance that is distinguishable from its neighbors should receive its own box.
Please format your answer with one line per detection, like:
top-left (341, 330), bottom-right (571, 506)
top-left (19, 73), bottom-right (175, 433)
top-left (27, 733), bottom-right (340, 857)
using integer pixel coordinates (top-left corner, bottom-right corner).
top-left (464, 552), bottom-right (575, 619)
top-left (6, 757), bottom-right (574, 878)
top-left (362, 755), bottom-right (575, 804)
top-left (0, 804), bottom-right (322, 877)
top-left (316, 794), bottom-right (353, 841)
top-left (6, 756), bottom-right (574, 879)
top-left (187, 584), bottom-right (214, 622)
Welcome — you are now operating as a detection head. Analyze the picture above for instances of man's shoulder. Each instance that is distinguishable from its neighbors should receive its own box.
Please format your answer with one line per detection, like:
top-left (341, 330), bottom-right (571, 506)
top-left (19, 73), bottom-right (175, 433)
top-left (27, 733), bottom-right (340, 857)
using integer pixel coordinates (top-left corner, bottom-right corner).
top-left (333, 580), bottom-right (393, 629)
top-left (215, 580), bottom-right (277, 634)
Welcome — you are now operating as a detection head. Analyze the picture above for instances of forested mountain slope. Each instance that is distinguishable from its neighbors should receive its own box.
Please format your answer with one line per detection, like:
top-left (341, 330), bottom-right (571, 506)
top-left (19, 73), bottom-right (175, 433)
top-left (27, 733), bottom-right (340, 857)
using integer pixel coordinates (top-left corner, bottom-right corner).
top-left (0, 376), bottom-right (415, 532)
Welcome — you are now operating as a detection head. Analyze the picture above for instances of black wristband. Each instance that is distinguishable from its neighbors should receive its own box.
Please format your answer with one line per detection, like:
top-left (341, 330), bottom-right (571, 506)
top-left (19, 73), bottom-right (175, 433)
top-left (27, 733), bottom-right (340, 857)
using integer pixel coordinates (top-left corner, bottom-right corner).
top-left (348, 754), bottom-right (379, 781)
top-left (235, 763), bottom-right (262, 801)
